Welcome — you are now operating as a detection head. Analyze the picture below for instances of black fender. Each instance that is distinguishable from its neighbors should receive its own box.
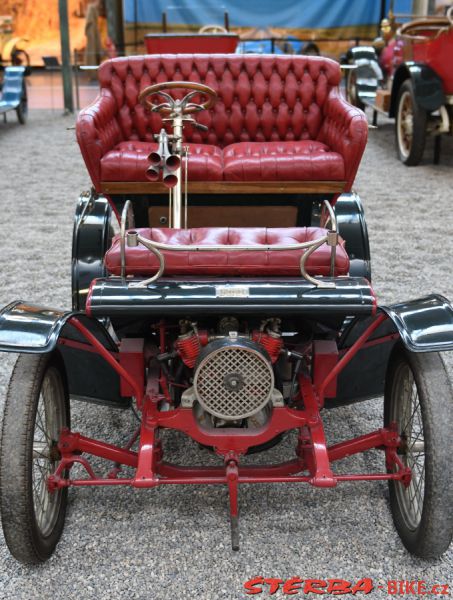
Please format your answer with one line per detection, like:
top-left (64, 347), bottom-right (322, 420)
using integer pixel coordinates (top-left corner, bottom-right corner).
top-left (390, 62), bottom-right (446, 117)
top-left (346, 46), bottom-right (379, 62)
top-left (345, 47), bottom-right (383, 106)
top-left (329, 294), bottom-right (453, 407)
top-left (0, 301), bottom-right (128, 408)
top-left (334, 193), bottom-right (371, 280)
top-left (379, 294), bottom-right (453, 353)
top-left (72, 191), bottom-right (113, 311)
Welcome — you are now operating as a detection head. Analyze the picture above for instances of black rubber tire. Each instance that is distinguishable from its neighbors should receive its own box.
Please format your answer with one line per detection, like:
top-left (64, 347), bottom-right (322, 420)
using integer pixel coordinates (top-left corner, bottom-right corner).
top-left (16, 99), bottom-right (27, 124)
top-left (384, 349), bottom-right (453, 558)
top-left (395, 80), bottom-right (427, 166)
top-left (0, 353), bottom-right (70, 564)
top-left (346, 69), bottom-right (365, 110)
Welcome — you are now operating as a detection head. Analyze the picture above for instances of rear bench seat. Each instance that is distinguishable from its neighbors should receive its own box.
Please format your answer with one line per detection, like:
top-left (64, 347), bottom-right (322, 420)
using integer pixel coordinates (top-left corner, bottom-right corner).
top-left (105, 227), bottom-right (350, 277)
top-left (76, 54), bottom-right (367, 194)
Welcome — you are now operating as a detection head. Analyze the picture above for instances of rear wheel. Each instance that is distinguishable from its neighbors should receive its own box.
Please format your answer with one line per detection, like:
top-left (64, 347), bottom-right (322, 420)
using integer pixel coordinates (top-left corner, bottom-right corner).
top-left (0, 353), bottom-right (70, 564)
top-left (384, 350), bottom-right (453, 558)
top-left (395, 80), bottom-right (427, 165)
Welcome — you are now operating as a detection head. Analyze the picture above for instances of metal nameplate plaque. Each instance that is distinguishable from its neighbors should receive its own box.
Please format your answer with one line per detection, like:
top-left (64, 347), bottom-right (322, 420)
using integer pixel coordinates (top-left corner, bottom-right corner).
top-left (216, 286), bottom-right (250, 298)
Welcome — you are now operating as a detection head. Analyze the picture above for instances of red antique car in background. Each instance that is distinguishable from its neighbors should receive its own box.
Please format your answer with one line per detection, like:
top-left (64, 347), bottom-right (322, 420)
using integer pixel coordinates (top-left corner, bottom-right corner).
top-left (346, 10), bottom-right (453, 165)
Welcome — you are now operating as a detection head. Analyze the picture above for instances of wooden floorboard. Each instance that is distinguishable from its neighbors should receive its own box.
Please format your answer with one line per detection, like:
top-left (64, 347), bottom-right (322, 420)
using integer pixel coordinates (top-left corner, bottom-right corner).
top-left (100, 181), bottom-right (346, 195)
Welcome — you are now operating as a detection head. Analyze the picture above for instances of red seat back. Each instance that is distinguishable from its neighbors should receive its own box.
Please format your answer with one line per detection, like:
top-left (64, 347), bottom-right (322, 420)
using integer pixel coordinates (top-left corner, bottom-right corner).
top-left (97, 54), bottom-right (342, 147)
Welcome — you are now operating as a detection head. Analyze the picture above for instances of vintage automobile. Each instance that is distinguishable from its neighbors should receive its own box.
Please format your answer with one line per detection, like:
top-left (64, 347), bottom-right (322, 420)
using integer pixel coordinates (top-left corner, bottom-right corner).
top-left (145, 24), bottom-right (239, 54)
top-left (0, 54), bottom-right (452, 565)
top-left (345, 10), bottom-right (453, 165)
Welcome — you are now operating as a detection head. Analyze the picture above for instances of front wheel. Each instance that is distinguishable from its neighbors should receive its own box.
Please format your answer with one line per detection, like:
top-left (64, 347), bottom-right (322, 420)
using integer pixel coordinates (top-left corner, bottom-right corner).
top-left (16, 98), bottom-right (27, 124)
top-left (384, 349), bottom-right (453, 558)
top-left (395, 80), bottom-right (427, 165)
top-left (0, 353), bottom-right (70, 564)
top-left (346, 69), bottom-right (365, 110)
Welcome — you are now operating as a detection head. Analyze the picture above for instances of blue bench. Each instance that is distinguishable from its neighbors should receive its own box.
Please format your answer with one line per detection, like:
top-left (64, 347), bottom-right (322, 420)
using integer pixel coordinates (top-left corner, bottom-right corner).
top-left (0, 66), bottom-right (27, 124)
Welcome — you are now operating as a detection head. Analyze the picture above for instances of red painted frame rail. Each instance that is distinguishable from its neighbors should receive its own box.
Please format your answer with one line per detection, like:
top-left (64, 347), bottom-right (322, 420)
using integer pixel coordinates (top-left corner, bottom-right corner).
top-left (48, 313), bottom-right (408, 493)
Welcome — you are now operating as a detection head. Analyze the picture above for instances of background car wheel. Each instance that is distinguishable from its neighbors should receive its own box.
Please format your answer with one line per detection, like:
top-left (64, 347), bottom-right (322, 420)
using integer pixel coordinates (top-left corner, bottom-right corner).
top-left (11, 48), bottom-right (30, 67)
top-left (346, 69), bottom-right (364, 110)
top-left (16, 98), bottom-right (27, 124)
top-left (0, 353), bottom-right (70, 564)
top-left (395, 80), bottom-right (427, 165)
top-left (384, 349), bottom-right (453, 558)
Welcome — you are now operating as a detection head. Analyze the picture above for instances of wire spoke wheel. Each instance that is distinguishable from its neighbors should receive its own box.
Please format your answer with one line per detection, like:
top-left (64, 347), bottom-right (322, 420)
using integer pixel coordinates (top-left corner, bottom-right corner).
top-left (395, 80), bottom-right (427, 165)
top-left (390, 363), bottom-right (425, 530)
top-left (0, 354), bottom-right (69, 564)
top-left (32, 369), bottom-right (65, 536)
top-left (397, 91), bottom-right (413, 159)
top-left (384, 349), bottom-right (453, 558)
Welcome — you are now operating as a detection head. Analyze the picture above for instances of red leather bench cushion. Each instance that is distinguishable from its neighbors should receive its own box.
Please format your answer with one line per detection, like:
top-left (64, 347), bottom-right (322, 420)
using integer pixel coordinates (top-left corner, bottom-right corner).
top-left (105, 227), bottom-right (350, 277)
top-left (101, 141), bottom-right (223, 182)
top-left (223, 141), bottom-right (345, 181)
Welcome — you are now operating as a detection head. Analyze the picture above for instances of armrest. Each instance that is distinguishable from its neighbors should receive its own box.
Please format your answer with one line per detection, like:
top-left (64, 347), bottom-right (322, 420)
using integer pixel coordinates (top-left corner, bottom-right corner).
top-left (317, 88), bottom-right (368, 191)
top-left (76, 89), bottom-right (123, 191)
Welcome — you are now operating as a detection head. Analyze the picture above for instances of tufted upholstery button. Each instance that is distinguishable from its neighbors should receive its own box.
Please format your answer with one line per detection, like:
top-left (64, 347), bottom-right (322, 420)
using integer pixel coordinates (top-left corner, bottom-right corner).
top-left (105, 226), bottom-right (350, 277)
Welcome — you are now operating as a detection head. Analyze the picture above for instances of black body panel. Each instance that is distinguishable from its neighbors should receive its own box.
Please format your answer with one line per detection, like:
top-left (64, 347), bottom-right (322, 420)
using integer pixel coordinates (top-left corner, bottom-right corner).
top-left (87, 277), bottom-right (376, 319)
top-left (329, 316), bottom-right (398, 406)
top-left (329, 294), bottom-right (453, 406)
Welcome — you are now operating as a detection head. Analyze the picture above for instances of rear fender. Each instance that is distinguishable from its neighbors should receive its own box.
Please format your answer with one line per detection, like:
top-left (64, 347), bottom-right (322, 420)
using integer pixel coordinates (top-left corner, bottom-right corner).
top-left (72, 192), bottom-right (113, 311)
top-left (0, 301), bottom-right (128, 408)
top-left (329, 294), bottom-right (453, 407)
top-left (334, 193), bottom-right (371, 280)
top-left (390, 63), bottom-right (446, 117)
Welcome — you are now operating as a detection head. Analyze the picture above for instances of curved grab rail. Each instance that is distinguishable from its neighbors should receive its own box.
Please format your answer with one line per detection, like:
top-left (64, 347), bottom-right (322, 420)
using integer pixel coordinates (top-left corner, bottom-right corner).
top-left (120, 200), bottom-right (339, 289)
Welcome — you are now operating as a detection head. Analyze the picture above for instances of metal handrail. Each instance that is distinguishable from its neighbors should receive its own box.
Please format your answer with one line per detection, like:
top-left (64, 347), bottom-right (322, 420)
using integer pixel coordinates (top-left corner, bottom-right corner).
top-left (120, 200), bottom-right (339, 289)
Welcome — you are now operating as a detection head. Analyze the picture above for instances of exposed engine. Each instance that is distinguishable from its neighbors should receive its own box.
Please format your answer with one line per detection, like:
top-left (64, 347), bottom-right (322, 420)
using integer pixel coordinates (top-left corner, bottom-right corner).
top-left (170, 317), bottom-right (292, 430)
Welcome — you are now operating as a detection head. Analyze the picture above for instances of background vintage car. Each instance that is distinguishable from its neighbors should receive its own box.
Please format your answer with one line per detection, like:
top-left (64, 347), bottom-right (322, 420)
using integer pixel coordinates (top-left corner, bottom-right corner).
top-left (346, 11), bottom-right (453, 165)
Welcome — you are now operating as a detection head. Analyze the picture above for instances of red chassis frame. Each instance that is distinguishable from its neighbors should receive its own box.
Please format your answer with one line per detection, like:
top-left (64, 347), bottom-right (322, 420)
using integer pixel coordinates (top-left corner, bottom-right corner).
top-left (49, 313), bottom-right (410, 541)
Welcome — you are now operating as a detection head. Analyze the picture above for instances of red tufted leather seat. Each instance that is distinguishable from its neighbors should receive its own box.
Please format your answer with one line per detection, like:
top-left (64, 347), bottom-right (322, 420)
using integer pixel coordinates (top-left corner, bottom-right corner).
top-left (223, 141), bottom-right (344, 181)
top-left (105, 227), bottom-right (350, 277)
top-left (76, 54), bottom-right (368, 192)
top-left (101, 141), bottom-right (224, 182)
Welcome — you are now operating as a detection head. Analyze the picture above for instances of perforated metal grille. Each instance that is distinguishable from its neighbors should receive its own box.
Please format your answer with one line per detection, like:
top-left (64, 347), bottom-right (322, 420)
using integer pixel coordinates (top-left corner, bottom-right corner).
top-left (194, 345), bottom-right (274, 420)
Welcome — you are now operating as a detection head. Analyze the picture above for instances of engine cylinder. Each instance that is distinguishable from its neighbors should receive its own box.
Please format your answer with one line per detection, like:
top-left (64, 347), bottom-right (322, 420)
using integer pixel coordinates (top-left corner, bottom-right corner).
top-left (252, 330), bottom-right (283, 363)
top-left (175, 331), bottom-right (200, 368)
top-left (193, 338), bottom-right (274, 421)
